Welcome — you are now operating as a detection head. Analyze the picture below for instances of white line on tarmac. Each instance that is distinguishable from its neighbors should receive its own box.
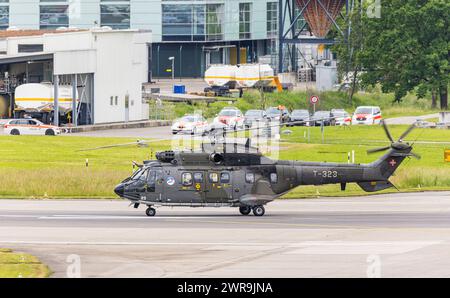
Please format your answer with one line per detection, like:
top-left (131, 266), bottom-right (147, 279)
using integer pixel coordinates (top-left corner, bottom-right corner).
top-left (0, 240), bottom-right (441, 255)
top-left (0, 215), bottom-right (41, 218)
top-left (37, 215), bottom-right (239, 220)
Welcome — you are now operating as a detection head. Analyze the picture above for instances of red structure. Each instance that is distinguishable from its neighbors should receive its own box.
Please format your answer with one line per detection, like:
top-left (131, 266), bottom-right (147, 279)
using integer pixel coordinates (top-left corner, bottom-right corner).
top-left (296, 0), bottom-right (346, 38)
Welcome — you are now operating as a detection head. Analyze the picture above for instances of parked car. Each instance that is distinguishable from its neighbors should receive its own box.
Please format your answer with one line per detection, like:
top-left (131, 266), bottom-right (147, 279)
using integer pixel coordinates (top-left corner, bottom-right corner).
top-left (311, 111), bottom-right (333, 126)
top-left (331, 109), bottom-right (352, 126)
top-left (265, 106), bottom-right (290, 123)
top-left (352, 106), bottom-right (382, 125)
top-left (244, 109), bottom-right (267, 128)
top-left (171, 114), bottom-right (208, 135)
top-left (288, 109), bottom-right (311, 126)
top-left (3, 118), bottom-right (61, 135)
top-left (212, 107), bottom-right (245, 130)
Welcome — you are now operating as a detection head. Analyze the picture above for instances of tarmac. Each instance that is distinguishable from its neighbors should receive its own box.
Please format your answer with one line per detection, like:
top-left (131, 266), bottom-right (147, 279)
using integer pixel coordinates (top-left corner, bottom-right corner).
top-left (1, 191), bottom-right (450, 277)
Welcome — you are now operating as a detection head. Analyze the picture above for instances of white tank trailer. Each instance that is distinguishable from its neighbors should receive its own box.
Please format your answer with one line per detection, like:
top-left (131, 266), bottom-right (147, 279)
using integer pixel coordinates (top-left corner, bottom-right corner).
top-left (204, 64), bottom-right (275, 89)
top-left (14, 83), bottom-right (78, 124)
top-left (235, 64), bottom-right (275, 88)
top-left (204, 64), bottom-right (237, 88)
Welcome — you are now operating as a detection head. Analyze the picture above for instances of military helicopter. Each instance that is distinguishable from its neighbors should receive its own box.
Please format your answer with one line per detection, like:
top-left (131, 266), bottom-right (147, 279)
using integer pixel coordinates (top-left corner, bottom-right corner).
top-left (106, 119), bottom-right (420, 217)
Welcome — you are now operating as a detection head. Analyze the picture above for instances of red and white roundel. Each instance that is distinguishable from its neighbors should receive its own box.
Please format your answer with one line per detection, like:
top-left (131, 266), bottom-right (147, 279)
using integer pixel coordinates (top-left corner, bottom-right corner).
top-left (310, 95), bottom-right (320, 105)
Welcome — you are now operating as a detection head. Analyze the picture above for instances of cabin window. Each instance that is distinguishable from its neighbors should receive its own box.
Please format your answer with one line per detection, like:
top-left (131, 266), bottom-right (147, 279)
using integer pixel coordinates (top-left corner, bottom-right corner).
top-left (220, 172), bottom-right (230, 183)
top-left (209, 173), bottom-right (219, 183)
top-left (245, 173), bottom-right (255, 183)
top-left (182, 172), bottom-right (193, 186)
top-left (270, 173), bottom-right (278, 184)
top-left (194, 172), bottom-right (203, 183)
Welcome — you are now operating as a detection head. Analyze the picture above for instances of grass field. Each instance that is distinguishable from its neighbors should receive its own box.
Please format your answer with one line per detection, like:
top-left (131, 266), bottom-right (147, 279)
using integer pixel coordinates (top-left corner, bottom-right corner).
top-left (0, 248), bottom-right (51, 278)
top-left (0, 123), bottom-right (449, 199)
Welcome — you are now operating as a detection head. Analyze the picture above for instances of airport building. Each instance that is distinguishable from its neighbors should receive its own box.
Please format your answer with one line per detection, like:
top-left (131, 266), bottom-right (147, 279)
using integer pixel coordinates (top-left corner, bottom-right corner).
top-left (0, 0), bottom-right (285, 78)
top-left (0, 28), bottom-right (151, 125)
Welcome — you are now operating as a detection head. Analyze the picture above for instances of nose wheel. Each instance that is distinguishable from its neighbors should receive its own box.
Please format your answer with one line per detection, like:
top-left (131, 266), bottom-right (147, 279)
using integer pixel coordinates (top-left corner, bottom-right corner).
top-left (145, 207), bottom-right (156, 217)
top-left (252, 205), bottom-right (265, 217)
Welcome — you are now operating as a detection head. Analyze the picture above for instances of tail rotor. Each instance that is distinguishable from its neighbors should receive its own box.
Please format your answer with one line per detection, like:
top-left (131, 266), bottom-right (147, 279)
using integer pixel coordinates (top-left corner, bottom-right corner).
top-left (367, 120), bottom-right (421, 160)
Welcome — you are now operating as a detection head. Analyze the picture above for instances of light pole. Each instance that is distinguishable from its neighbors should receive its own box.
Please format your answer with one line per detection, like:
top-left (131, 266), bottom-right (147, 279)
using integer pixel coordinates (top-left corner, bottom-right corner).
top-left (168, 56), bottom-right (175, 81)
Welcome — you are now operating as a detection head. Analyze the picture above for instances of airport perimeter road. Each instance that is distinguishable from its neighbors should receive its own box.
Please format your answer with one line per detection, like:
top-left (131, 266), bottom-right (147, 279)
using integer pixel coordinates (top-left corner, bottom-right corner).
top-left (1, 192), bottom-right (450, 278)
top-left (385, 113), bottom-right (439, 125)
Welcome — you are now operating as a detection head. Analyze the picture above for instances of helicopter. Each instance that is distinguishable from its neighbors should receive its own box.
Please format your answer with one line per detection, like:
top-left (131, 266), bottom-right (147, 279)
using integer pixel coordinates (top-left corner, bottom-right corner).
top-left (106, 119), bottom-right (420, 217)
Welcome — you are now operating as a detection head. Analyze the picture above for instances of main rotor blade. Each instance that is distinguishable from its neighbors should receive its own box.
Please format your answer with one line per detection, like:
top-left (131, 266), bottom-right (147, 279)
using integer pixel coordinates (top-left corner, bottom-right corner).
top-left (381, 120), bottom-right (394, 143)
top-left (367, 146), bottom-right (391, 154)
top-left (77, 139), bottom-right (163, 152)
top-left (398, 122), bottom-right (417, 142)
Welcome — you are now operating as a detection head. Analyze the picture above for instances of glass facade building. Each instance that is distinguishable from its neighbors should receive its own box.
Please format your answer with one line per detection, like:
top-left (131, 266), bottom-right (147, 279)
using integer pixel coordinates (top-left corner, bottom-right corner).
top-left (1, 0), bottom-right (283, 77)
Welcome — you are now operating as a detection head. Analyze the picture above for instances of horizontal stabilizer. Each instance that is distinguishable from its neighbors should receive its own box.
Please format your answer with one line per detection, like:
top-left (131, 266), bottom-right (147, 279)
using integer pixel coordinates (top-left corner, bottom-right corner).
top-left (358, 181), bottom-right (395, 193)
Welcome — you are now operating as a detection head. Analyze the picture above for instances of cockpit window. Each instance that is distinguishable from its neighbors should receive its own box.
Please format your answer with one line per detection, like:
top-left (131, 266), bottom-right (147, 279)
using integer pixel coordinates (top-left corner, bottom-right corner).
top-left (182, 172), bottom-right (193, 186)
top-left (131, 168), bottom-right (148, 181)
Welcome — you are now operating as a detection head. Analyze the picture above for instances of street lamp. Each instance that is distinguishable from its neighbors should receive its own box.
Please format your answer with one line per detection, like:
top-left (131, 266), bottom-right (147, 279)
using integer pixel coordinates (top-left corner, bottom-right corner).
top-left (168, 56), bottom-right (175, 81)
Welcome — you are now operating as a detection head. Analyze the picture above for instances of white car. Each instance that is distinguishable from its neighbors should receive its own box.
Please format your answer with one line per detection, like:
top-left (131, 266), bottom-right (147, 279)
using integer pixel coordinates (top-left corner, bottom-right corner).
top-left (213, 107), bottom-right (245, 130)
top-left (3, 118), bottom-right (61, 136)
top-left (331, 109), bottom-right (352, 126)
top-left (352, 106), bottom-right (382, 125)
top-left (171, 114), bottom-right (208, 135)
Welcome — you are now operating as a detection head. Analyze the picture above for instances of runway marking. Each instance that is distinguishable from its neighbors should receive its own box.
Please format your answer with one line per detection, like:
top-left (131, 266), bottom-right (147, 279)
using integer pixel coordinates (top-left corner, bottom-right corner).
top-left (0, 215), bottom-right (41, 218)
top-left (167, 218), bottom-right (374, 229)
top-left (34, 215), bottom-right (368, 228)
top-left (37, 215), bottom-right (240, 220)
top-left (284, 241), bottom-right (441, 255)
top-left (0, 240), bottom-right (441, 254)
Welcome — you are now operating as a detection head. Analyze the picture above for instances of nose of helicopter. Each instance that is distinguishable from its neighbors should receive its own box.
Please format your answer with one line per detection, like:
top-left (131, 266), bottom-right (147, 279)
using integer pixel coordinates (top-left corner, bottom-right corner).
top-left (114, 184), bottom-right (125, 196)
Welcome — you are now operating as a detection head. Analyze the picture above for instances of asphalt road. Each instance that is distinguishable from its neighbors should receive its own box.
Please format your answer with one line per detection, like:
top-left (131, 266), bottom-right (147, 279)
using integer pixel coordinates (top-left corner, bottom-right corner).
top-left (1, 192), bottom-right (450, 278)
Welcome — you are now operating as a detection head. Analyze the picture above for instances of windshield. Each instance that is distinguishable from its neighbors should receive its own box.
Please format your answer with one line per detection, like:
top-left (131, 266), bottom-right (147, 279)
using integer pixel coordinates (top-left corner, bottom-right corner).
top-left (314, 111), bottom-right (330, 118)
top-left (333, 112), bottom-right (347, 117)
top-left (245, 110), bottom-right (263, 117)
top-left (180, 116), bottom-right (197, 122)
top-left (219, 110), bottom-right (238, 117)
top-left (292, 110), bottom-right (309, 116)
top-left (266, 108), bottom-right (281, 116)
top-left (131, 168), bottom-right (148, 181)
top-left (355, 107), bottom-right (373, 114)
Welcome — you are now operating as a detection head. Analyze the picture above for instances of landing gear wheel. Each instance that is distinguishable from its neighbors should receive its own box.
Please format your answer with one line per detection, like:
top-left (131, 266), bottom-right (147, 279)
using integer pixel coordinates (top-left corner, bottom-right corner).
top-left (253, 205), bottom-right (265, 217)
top-left (145, 207), bottom-right (156, 217)
top-left (239, 206), bottom-right (251, 216)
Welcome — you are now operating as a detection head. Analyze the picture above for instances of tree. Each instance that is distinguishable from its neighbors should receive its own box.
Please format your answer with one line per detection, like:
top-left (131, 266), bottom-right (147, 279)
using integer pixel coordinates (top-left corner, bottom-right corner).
top-left (334, 0), bottom-right (449, 109)
top-left (360, 0), bottom-right (449, 109)
top-left (333, 0), bottom-right (366, 104)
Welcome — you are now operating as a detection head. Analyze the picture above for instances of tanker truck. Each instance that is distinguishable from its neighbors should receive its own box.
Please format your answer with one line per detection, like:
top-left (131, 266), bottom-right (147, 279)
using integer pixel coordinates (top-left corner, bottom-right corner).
top-left (204, 64), bottom-right (277, 96)
top-left (13, 82), bottom-right (78, 124)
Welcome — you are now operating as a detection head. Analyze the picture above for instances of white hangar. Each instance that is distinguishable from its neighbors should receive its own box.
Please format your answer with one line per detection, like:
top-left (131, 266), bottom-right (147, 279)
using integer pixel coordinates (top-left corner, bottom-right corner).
top-left (0, 28), bottom-right (151, 125)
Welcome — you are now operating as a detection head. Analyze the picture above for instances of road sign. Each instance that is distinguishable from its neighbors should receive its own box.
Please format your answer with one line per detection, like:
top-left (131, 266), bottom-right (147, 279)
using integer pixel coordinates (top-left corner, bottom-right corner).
top-left (310, 95), bottom-right (320, 105)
